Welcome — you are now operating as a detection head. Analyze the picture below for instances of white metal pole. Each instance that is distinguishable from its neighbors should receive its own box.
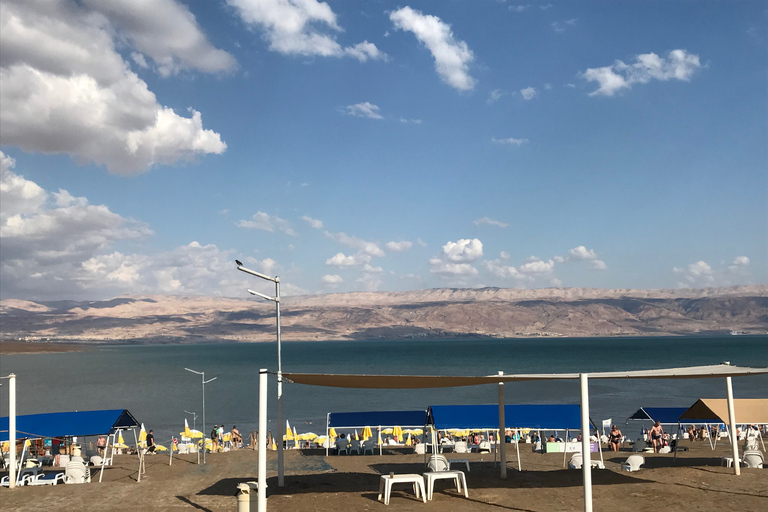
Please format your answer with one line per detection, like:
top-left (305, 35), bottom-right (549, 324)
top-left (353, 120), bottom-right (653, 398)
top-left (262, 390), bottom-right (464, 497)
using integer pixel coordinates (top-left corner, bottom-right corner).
top-left (498, 371), bottom-right (507, 479)
top-left (8, 373), bottom-right (16, 490)
top-left (202, 374), bottom-right (207, 464)
top-left (580, 373), bottom-right (593, 512)
top-left (726, 376), bottom-right (740, 476)
top-left (276, 278), bottom-right (284, 487)
top-left (258, 369), bottom-right (268, 512)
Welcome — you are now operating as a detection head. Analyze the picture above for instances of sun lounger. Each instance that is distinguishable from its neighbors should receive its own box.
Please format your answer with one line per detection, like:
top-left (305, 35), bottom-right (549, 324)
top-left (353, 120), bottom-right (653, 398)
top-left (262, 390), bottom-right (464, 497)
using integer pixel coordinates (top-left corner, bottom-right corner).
top-left (743, 450), bottom-right (764, 469)
top-left (26, 471), bottom-right (66, 486)
top-left (622, 455), bottom-right (644, 472)
top-left (64, 461), bottom-right (91, 484)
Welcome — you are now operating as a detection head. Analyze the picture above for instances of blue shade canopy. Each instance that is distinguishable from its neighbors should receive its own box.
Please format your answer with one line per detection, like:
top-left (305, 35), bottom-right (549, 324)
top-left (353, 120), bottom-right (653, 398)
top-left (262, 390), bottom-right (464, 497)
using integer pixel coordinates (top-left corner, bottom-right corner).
top-left (0, 409), bottom-right (140, 441)
top-left (328, 410), bottom-right (426, 428)
top-left (428, 404), bottom-right (582, 430)
top-left (627, 407), bottom-right (712, 425)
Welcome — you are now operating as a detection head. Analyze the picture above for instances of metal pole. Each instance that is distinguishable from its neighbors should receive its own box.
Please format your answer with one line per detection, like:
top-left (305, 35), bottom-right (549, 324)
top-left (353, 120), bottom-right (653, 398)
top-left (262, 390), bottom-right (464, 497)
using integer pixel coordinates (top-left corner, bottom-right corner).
top-left (276, 278), bottom-right (284, 486)
top-left (258, 369), bottom-right (268, 512)
top-left (498, 371), bottom-right (507, 479)
top-left (8, 374), bottom-right (16, 490)
top-left (202, 374), bottom-right (207, 464)
top-left (726, 376), bottom-right (740, 476)
top-left (580, 373), bottom-right (593, 512)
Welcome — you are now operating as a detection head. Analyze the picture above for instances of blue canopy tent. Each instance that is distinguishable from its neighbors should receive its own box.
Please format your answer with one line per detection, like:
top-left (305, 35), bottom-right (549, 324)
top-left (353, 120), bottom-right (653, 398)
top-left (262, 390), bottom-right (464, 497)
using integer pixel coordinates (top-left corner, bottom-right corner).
top-left (0, 409), bottom-right (140, 441)
top-left (326, 410), bottom-right (426, 455)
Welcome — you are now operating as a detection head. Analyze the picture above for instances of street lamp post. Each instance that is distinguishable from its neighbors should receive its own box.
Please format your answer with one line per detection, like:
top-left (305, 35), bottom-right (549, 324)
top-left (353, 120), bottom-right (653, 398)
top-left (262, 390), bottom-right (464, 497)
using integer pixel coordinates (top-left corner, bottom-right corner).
top-left (184, 368), bottom-right (217, 464)
top-left (184, 410), bottom-right (198, 431)
top-left (236, 260), bottom-right (284, 487)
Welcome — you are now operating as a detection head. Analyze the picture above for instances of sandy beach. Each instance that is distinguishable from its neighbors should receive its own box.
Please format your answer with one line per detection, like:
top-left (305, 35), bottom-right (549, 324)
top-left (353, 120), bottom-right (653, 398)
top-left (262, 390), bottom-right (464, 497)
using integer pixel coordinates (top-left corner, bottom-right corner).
top-left (2, 442), bottom-right (766, 511)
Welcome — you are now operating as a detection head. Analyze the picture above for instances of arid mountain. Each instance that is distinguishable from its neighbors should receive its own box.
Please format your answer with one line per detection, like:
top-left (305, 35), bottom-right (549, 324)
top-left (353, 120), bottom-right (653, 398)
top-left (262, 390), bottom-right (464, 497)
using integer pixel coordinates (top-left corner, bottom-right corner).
top-left (1, 285), bottom-right (766, 343)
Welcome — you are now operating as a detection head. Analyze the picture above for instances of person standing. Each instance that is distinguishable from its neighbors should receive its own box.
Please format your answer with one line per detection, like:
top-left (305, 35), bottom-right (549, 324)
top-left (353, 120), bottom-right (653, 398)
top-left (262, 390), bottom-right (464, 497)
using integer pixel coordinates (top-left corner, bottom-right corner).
top-left (211, 425), bottom-right (219, 452)
top-left (231, 426), bottom-right (241, 449)
top-left (609, 425), bottom-right (623, 452)
top-left (146, 430), bottom-right (156, 454)
top-left (648, 421), bottom-right (664, 453)
top-left (218, 424), bottom-right (224, 451)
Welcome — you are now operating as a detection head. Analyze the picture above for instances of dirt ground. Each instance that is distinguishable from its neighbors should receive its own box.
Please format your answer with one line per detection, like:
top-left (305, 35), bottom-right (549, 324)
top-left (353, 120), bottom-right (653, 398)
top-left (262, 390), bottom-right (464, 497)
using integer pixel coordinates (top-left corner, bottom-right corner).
top-left (2, 442), bottom-right (766, 511)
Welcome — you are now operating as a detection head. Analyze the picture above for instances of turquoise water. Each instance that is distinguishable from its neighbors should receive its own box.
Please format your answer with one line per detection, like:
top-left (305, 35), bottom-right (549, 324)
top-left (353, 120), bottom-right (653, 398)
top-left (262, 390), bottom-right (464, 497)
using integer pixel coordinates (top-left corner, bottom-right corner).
top-left (1, 335), bottom-right (766, 444)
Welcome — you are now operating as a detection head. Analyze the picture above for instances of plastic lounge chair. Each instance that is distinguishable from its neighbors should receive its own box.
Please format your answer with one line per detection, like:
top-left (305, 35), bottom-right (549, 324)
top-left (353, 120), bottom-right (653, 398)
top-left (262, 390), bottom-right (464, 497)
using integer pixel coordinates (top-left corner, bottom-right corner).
top-left (335, 439), bottom-right (350, 455)
top-left (743, 451), bottom-right (764, 469)
top-left (478, 441), bottom-right (491, 453)
top-left (453, 441), bottom-right (469, 454)
top-left (362, 439), bottom-right (376, 455)
top-left (414, 443), bottom-right (426, 455)
top-left (349, 439), bottom-right (361, 455)
top-left (64, 461), bottom-right (91, 484)
top-left (569, 453), bottom-right (583, 469)
top-left (428, 455), bottom-right (451, 472)
top-left (26, 472), bottom-right (66, 486)
top-left (622, 455), bottom-right (644, 472)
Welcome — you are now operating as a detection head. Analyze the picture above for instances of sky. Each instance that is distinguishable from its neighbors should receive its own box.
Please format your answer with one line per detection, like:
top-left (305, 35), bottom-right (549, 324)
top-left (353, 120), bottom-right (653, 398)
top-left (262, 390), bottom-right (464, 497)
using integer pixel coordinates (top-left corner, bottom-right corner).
top-left (0, 0), bottom-right (766, 301)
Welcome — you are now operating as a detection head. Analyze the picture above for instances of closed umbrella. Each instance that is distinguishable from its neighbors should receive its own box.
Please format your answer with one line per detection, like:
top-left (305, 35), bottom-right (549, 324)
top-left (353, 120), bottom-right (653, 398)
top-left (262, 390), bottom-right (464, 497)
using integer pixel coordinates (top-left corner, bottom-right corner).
top-left (138, 424), bottom-right (147, 448)
top-left (362, 426), bottom-right (372, 440)
top-left (393, 426), bottom-right (403, 443)
top-left (329, 428), bottom-right (338, 438)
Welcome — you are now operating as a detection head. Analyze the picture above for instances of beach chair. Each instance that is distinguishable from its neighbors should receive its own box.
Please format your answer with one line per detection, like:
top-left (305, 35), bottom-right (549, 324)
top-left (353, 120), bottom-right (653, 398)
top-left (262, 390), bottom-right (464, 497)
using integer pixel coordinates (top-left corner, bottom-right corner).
top-left (478, 441), bottom-right (491, 453)
top-left (622, 455), bottom-right (644, 472)
top-left (414, 443), bottom-right (426, 455)
top-left (349, 439), bottom-right (361, 455)
top-left (64, 461), bottom-right (91, 484)
top-left (26, 471), bottom-right (66, 486)
top-left (742, 450), bottom-right (764, 469)
top-left (335, 439), bottom-right (350, 455)
top-left (453, 441), bottom-right (469, 454)
top-left (362, 439), bottom-right (376, 455)
top-left (569, 453), bottom-right (583, 469)
top-left (428, 455), bottom-right (451, 472)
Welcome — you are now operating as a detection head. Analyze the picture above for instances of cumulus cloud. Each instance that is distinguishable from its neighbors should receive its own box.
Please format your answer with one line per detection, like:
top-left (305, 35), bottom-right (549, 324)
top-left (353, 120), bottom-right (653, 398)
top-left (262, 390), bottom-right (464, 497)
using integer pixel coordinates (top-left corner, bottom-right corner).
top-left (673, 260), bottom-right (714, 285)
top-left (520, 86), bottom-right (537, 100)
top-left (344, 102), bottom-right (383, 119)
top-left (474, 217), bottom-right (508, 228)
top-left (429, 258), bottom-right (478, 277)
top-left (582, 49), bottom-right (702, 96)
top-left (389, 6), bottom-right (476, 91)
top-left (399, 118), bottom-right (422, 124)
top-left (518, 258), bottom-right (556, 275)
top-left (728, 256), bottom-right (750, 272)
top-left (321, 274), bottom-right (343, 285)
top-left (442, 238), bottom-right (483, 263)
top-left (492, 137), bottom-right (529, 146)
top-left (552, 19), bottom-right (577, 33)
top-left (483, 259), bottom-right (523, 280)
top-left (228, 0), bottom-right (385, 61)
top-left (509, 5), bottom-right (530, 13)
top-left (325, 231), bottom-right (384, 257)
top-left (0, 0), bottom-right (228, 174)
top-left (487, 89), bottom-right (508, 104)
top-left (325, 252), bottom-right (371, 267)
top-left (301, 215), bottom-right (323, 229)
top-left (564, 245), bottom-right (606, 270)
top-left (385, 241), bottom-right (413, 252)
top-left (237, 211), bottom-right (296, 236)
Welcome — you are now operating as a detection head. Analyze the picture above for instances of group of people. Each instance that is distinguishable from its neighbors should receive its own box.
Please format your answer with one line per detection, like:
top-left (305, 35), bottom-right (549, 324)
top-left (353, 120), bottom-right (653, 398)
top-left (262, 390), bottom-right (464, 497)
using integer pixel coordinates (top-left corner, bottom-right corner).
top-left (209, 424), bottom-right (241, 452)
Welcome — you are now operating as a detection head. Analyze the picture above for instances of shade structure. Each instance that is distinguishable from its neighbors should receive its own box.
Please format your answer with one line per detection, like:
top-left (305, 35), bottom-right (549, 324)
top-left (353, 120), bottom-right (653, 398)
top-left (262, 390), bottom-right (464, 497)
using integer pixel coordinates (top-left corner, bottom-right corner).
top-left (680, 399), bottom-right (768, 425)
top-left (628, 407), bottom-right (714, 425)
top-left (328, 410), bottom-right (426, 428)
top-left (429, 404), bottom-right (582, 430)
top-left (285, 364), bottom-right (768, 389)
top-left (0, 409), bottom-right (140, 441)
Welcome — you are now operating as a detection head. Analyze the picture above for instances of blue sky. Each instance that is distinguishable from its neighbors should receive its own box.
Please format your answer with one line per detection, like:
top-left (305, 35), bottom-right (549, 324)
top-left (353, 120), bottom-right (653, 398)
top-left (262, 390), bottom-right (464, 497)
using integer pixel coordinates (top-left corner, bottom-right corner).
top-left (1, 0), bottom-right (765, 301)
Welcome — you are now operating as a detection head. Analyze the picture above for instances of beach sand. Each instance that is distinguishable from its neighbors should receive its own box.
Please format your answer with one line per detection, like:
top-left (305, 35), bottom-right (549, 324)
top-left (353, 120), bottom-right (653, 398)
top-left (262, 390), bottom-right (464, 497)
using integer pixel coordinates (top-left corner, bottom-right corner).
top-left (1, 442), bottom-right (766, 511)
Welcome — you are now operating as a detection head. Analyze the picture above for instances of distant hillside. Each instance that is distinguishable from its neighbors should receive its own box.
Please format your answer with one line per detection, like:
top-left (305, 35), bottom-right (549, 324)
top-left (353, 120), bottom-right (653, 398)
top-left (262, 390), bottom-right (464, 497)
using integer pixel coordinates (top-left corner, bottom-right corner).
top-left (1, 285), bottom-right (766, 343)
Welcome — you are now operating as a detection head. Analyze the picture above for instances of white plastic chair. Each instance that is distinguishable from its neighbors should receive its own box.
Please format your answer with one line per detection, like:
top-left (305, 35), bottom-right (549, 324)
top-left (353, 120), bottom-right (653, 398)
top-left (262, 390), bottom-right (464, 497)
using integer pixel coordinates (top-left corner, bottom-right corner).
top-left (335, 439), bottom-right (350, 455)
top-left (349, 439), bottom-right (361, 455)
top-left (569, 453), bottom-right (583, 469)
top-left (64, 462), bottom-right (91, 484)
top-left (362, 439), bottom-right (376, 455)
top-left (622, 455), bottom-right (644, 472)
top-left (743, 450), bottom-right (764, 469)
top-left (414, 443), bottom-right (426, 455)
top-left (453, 441), bottom-right (469, 453)
top-left (428, 455), bottom-right (451, 472)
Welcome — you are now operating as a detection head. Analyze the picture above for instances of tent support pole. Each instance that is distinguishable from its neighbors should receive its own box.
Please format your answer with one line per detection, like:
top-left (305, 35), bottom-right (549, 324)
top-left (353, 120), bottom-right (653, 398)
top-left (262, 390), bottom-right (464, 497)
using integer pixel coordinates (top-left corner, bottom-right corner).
top-left (563, 429), bottom-right (568, 468)
top-left (325, 413), bottom-right (329, 457)
top-left (726, 376), bottom-right (740, 476)
top-left (580, 373), bottom-right (593, 512)
top-left (258, 369), bottom-right (268, 512)
top-left (498, 371), bottom-right (507, 479)
top-left (515, 429), bottom-right (521, 472)
top-left (7, 373), bottom-right (16, 490)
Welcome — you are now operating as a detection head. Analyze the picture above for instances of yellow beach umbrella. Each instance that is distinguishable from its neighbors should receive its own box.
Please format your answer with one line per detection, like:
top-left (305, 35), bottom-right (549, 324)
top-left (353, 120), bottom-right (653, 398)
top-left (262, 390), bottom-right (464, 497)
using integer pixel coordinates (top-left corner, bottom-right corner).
top-left (118, 432), bottom-right (126, 445)
top-left (184, 419), bottom-right (193, 438)
top-left (381, 428), bottom-right (394, 434)
top-left (362, 426), bottom-right (372, 440)
top-left (284, 427), bottom-right (295, 442)
top-left (138, 424), bottom-right (147, 448)
top-left (155, 444), bottom-right (168, 452)
top-left (405, 433), bottom-right (413, 446)
top-left (329, 428), bottom-right (338, 438)
top-left (293, 427), bottom-right (299, 448)
top-left (393, 426), bottom-right (403, 442)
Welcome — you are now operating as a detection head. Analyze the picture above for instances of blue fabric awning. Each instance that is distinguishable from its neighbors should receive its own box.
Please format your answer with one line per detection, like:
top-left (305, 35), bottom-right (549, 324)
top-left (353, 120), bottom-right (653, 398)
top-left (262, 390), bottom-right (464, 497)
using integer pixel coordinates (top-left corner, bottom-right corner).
top-left (328, 410), bottom-right (426, 428)
top-left (627, 407), bottom-right (713, 425)
top-left (428, 404), bottom-right (582, 430)
top-left (0, 409), bottom-right (140, 441)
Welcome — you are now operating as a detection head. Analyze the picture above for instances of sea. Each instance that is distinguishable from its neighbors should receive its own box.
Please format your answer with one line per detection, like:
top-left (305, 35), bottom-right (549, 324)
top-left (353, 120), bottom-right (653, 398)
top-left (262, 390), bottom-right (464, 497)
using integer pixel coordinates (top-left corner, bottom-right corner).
top-left (1, 335), bottom-right (766, 446)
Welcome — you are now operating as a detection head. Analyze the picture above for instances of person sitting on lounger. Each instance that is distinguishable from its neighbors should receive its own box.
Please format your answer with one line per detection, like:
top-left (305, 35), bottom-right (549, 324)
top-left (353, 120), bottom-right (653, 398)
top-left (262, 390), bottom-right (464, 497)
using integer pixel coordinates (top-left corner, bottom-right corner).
top-left (609, 425), bottom-right (623, 451)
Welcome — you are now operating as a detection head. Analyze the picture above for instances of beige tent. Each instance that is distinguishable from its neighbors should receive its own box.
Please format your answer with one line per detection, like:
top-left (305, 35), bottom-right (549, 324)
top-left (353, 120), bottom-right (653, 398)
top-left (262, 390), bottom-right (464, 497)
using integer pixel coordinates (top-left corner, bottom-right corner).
top-left (680, 398), bottom-right (768, 425)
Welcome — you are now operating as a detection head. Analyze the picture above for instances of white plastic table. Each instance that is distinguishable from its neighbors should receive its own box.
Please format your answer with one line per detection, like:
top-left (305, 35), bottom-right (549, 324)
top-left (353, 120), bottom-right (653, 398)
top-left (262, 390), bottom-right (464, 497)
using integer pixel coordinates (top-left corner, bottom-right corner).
top-left (423, 470), bottom-right (468, 500)
top-left (377, 474), bottom-right (426, 505)
top-left (447, 458), bottom-right (470, 471)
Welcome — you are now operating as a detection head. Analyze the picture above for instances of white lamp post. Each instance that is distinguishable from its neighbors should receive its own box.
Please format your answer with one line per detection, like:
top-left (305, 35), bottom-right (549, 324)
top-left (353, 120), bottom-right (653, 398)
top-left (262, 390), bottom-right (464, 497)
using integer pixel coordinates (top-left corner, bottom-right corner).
top-left (1, 374), bottom-right (16, 489)
top-left (185, 368), bottom-right (217, 464)
top-left (236, 260), bottom-right (285, 487)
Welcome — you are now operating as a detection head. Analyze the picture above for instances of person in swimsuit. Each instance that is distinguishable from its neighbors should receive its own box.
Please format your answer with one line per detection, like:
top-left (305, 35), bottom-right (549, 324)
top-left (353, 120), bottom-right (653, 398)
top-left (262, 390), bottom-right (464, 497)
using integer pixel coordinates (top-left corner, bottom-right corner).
top-left (609, 425), bottom-right (623, 451)
top-left (649, 421), bottom-right (664, 453)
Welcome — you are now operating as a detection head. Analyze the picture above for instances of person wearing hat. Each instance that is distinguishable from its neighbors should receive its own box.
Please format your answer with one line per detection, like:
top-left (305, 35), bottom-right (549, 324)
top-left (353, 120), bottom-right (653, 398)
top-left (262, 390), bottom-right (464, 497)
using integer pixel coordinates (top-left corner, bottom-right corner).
top-left (211, 425), bottom-right (219, 452)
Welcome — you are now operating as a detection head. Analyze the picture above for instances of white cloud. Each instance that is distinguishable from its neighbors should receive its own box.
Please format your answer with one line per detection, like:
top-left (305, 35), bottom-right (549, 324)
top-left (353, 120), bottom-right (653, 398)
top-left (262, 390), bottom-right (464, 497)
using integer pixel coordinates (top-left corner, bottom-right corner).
top-left (325, 252), bottom-right (371, 267)
top-left (674, 256), bottom-right (753, 287)
top-left (362, 263), bottom-right (383, 273)
top-left (509, 5), bottom-right (530, 13)
top-left (474, 217), bottom-right (509, 228)
top-left (728, 256), bottom-right (750, 272)
top-left (567, 245), bottom-right (597, 260)
top-left (492, 137), bottom-right (530, 146)
top-left (390, 6), bottom-right (476, 91)
top-left (673, 260), bottom-right (714, 285)
top-left (552, 19), bottom-right (577, 33)
top-left (483, 259), bottom-right (523, 279)
top-left (429, 257), bottom-right (478, 276)
top-left (355, 272), bottom-right (383, 291)
top-left (0, 0), bottom-right (228, 174)
top-left (237, 211), bottom-right (296, 236)
top-left (399, 118), bottom-right (423, 124)
top-left (487, 89), bottom-right (508, 103)
top-left (583, 49), bottom-right (702, 97)
top-left (518, 258), bottom-right (556, 275)
top-left (345, 102), bottom-right (383, 119)
top-left (301, 215), bottom-right (323, 229)
top-left (228, 0), bottom-right (384, 61)
top-left (520, 86), bottom-right (537, 100)
top-left (325, 231), bottom-right (384, 257)
top-left (416, 238), bottom-right (428, 247)
top-left (385, 241), bottom-right (413, 252)
top-left (321, 274), bottom-right (343, 285)
top-left (443, 238), bottom-right (483, 263)
top-left (590, 259), bottom-right (607, 270)
top-left (500, 251), bottom-right (510, 260)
